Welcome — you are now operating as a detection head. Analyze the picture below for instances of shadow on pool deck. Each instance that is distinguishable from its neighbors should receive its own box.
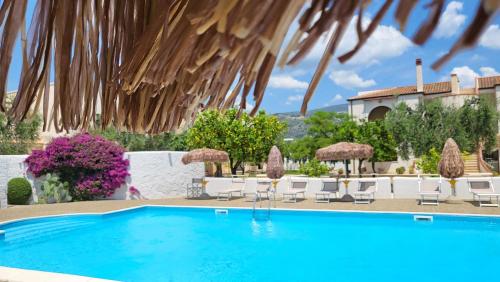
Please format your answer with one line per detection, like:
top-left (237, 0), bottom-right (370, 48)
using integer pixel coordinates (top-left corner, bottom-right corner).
top-left (1, 198), bottom-right (499, 222)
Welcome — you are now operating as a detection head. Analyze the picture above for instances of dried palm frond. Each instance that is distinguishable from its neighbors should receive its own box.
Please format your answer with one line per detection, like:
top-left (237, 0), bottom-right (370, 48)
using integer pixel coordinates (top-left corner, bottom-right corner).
top-left (0, 0), bottom-right (497, 133)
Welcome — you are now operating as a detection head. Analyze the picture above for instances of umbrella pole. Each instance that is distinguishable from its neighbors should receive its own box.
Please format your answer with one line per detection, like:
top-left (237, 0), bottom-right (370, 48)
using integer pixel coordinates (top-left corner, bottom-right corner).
top-left (340, 159), bottom-right (354, 202)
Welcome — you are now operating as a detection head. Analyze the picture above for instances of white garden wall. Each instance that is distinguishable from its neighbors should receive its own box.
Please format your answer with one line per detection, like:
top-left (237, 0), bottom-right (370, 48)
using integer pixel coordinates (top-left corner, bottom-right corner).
top-left (0, 151), bottom-right (204, 208)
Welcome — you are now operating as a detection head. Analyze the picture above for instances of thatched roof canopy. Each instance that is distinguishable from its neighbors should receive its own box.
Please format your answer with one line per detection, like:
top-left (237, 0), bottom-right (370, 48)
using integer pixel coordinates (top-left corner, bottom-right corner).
top-left (1, 1), bottom-right (497, 133)
top-left (181, 148), bottom-right (229, 165)
top-left (316, 142), bottom-right (373, 161)
top-left (266, 145), bottom-right (284, 179)
top-left (438, 138), bottom-right (464, 179)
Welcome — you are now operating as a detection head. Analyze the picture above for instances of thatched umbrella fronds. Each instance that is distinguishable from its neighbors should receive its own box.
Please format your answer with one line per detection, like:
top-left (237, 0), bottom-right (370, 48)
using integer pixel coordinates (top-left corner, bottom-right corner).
top-left (438, 138), bottom-right (464, 179)
top-left (0, 0), bottom-right (497, 132)
top-left (181, 148), bottom-right (229, 165)
top-left (266, 146), bottom-right (284, 179)
top-left (315, 142), bottom-right (373, 161)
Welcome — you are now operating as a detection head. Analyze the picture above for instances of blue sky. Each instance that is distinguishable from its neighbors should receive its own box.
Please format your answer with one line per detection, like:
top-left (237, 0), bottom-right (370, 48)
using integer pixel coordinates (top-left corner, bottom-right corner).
top-left (259, 0), bottom-right (500, 113)
top-left (6, 1), bottom-right (500, 114)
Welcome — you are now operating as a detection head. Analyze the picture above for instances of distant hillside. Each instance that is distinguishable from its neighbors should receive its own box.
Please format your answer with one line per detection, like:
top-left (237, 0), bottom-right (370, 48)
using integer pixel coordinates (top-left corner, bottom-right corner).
top-left (276, 103), bottom-right (348, 139)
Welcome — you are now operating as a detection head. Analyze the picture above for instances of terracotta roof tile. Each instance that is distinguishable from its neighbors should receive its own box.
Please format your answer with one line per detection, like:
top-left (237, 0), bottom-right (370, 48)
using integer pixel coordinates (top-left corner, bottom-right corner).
top-left (348, 75), bottom-right (500, 101)
top-left (348, 81), bottom-right (450, 101)
top-left (478, 75), bottom-right (500, 89)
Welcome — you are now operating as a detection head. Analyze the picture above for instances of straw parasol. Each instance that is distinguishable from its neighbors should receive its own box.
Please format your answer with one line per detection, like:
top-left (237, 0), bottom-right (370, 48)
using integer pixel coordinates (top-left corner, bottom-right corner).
top-left (316, 142), bottom-right (374, 164)
top-left (438, 138), bottom-right (464, 200)
top-left (316, 142), bottom-right (373, 202)
top-left (266, 146), bottom-right (284, 207)
top-left (182, 148), bottom-right (229, 198)
top-left (266, 146), bottom-right (285, 180)
top-left (181, 148), bottom-right (229, 165)
top-left (1, 1), bottom-right (497, 133)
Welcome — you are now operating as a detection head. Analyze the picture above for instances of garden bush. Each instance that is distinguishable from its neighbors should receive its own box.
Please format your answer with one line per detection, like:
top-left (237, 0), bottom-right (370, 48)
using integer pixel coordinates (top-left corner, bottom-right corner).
top-left (7, 177), bottom-right (32, 205)
top-left (416, 148), bottom-right (441, 174)
top-left (25, 133), bottom-right (129, 200)
top-left (395, 166), bottom-right (405, 175)
top-left (299, 159), bottom-right (329, 177)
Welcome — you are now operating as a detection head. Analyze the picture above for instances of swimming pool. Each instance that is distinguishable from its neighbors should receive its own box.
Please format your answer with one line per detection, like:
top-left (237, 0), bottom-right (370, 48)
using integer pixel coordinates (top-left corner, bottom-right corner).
top-left (0, 206), bottom-right (499, 282)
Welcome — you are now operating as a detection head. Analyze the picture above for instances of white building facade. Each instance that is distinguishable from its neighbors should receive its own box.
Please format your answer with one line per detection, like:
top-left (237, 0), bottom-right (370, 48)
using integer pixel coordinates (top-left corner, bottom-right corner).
top-left (348, 59), bottom-right (500, 173)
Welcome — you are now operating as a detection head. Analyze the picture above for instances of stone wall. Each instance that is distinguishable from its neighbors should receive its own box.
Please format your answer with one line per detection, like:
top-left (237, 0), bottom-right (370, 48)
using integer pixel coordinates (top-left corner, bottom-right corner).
top-left (0, 151), bottom-right (204, 208)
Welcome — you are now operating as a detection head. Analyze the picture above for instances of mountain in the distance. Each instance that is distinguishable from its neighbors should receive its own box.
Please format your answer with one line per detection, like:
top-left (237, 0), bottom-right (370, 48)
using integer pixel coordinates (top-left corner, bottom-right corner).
top-left (275, 103), bottom-right (348, 139)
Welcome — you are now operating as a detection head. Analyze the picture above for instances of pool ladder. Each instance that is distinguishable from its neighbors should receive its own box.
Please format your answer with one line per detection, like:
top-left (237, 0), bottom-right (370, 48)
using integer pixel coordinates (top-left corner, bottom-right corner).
top-left (252, 191), bottom-right (271, 220)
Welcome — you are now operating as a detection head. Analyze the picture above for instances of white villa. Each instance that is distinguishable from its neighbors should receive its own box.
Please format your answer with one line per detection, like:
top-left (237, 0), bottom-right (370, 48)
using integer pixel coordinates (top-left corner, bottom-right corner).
top-left (348, 59), bottom-right (500, 122)
top-left (348, 59), bottom-right (500, 173)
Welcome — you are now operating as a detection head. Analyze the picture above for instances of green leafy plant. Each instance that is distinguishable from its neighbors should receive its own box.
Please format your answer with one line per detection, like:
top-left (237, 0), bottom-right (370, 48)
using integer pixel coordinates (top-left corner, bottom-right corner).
top-left (385, 98), bottom-right (498, 160)
top-left (7, 177), bottom-right (32, 205)
top-left (187, 109), bottom-right (287, 175)
top-left (416, 148), bottom-right (441, 174)
top-left (299, 159), bottom-right (329, 177)
top-left (0, 113), bottom-right (41, 155)
top-left (395, 166), bottom-right (405, 175)
top-left (39, 173), bottom-right (72, 204)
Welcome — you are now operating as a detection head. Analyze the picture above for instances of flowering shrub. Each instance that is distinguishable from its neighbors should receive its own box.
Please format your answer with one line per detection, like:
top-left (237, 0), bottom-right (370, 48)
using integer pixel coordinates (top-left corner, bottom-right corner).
top-left (25, 133), bottom-right (129, 200)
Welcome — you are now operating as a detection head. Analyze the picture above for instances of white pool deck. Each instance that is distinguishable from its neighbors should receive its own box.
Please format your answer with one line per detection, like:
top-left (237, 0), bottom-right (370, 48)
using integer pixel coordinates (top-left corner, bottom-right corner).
top-left (0, 266), bottom-right (118, 282)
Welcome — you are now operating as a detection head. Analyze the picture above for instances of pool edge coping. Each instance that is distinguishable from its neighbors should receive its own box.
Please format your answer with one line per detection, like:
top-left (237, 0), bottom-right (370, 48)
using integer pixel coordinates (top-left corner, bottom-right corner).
top-left (1, 204), bottom-right (499, 228)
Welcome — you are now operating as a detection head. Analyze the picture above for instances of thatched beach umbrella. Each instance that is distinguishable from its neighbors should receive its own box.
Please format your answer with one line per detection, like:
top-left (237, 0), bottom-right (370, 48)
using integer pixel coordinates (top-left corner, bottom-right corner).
top-left (316, 142), bottom-right (373, 202)
top-left (181, 148), bottom-right (229, 165)
top-left (1, 1), bottom-right (496, 133)
top-left (182, 148), bottom-right (229, 197)
top-left (316, 142), bottom-right (373, 177)
top-left (266, 146), bottom-right (284, 207)
top-left (266, 146), bottom-right (285, 180)
top-left (438, 138), bottom-right (464, 199)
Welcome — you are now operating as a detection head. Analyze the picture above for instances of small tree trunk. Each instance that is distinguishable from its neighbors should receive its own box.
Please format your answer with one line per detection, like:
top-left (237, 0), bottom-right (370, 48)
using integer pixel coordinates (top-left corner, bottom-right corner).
top-left (215, 163), bottom-right (222, 177)
top-left (358, 158), bottom-right (364, 177)
top-left (371, 160), bottom-right (376, 173)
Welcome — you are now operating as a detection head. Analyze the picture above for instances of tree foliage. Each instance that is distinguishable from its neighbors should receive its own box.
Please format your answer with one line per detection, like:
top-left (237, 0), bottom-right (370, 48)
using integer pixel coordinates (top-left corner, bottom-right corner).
top-left (357, 120), bottom-right (398, 170)
top-left (92, 127), bottom-right (187, 151)
top-left (385, 98), bottom-right (498, 159)
top-left (0, 112), bottom-right (41, 154)
top-left (186, 109), bottom-right (287, 174)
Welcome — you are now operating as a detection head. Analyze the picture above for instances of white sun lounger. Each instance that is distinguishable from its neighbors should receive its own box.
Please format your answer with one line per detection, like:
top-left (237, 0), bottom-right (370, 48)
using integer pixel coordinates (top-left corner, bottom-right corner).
top-left (315, 179), bottom-right (340, 203)
top-left (467, 177), bottom-right (500, 207)
top-left (249, 179), bottom-right (272, 201)
top-left (418, 176), bottom-right (442, 206)
top-left (353, 179), bottom-right (377, 204)
top-left (217, 177), bottom-right (245, 201)
top-left (282, 178), bottom-right (307, 203)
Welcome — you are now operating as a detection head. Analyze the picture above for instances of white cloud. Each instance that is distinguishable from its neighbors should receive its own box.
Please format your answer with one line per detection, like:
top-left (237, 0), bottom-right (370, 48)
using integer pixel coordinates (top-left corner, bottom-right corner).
top-left (325, 94), bottom-right (344, 106)
top-left (329, 70), bottom-right (376, 89)
top-left (285, 94), bottom-right (304, 105)
top-left (480, 67), bottom-right (499, 76)
top-left (306, 16), bottom-right (413, 65)
top-left (450, 66), bottom-right (478, 87)
top-left (480, 25), bottom-right (500, 49)
top-left (268, 75), bottom-right (308, 90)
top-left (434, 1), bottom-right (466, 38)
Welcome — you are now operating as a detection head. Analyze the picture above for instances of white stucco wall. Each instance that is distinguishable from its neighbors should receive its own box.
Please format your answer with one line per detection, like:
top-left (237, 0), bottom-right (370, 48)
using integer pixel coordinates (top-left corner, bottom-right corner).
top-left (0, 151), bottom-right (204, 208)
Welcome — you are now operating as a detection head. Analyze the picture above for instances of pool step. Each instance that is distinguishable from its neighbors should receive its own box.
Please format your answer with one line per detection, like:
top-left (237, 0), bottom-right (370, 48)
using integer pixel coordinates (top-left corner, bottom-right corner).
top-left (2, 219), bottom-right (98, 243)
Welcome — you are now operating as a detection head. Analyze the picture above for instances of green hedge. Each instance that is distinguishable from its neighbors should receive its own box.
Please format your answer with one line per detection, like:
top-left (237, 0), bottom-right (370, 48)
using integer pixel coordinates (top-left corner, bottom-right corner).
top-left (7, 177), bottom-right (32, 205)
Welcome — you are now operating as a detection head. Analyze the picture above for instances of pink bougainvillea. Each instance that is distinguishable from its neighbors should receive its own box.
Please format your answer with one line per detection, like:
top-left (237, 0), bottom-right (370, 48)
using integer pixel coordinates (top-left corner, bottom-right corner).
top-left (25, 133), bottom-right (129, 200)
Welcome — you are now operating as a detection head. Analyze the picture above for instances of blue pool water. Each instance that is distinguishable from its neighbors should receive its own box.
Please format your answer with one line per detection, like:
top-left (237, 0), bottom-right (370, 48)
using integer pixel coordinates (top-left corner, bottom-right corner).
top-left (0, 207), bottom-right (499, 282)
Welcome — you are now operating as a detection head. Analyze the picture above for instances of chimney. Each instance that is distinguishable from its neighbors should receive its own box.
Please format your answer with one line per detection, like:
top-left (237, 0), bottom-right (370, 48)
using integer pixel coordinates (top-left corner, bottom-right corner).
top-left (451, 74), bottom-right (460, 94)
top-left (416, 58), bottom-right (423, 92)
